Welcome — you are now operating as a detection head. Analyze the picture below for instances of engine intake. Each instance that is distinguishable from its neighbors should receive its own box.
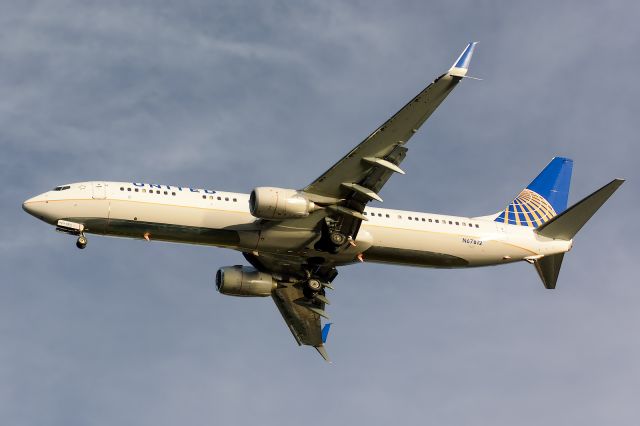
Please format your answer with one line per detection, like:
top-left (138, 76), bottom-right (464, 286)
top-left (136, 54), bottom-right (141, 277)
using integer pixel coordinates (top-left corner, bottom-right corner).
top-left (215, 265), bottom-right (276, 297)
top-left (249, 187), bottom-right (318, 220)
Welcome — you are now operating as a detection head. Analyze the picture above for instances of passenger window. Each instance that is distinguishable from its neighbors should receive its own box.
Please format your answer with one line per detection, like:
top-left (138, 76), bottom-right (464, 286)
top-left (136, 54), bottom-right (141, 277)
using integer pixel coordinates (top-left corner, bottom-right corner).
top-left (127, 188), bottom-right (131, 191)
top-left (448, 221), bottom-right (452, 225)
top-left (385, 214), bottom-right (390, 218)
top-left (142, 189), bottom-right (147, 193)
top-left (217, 196), bottom-right (221, 200)
top-left (429, 219), bottom-right (433, 223)
top-left (398, 215), bottom-right (402, 219)
top-left (164, 191), bottom-right (168, 195)
top-left (225, 197), bottom-right (229, 201)
top-left (408, 217), bottom-right (412, 220)
top-left (475, 224), bottom-right (479, 228)
top-left (202, 195), bottom-right (206, 199)
top-left (156, 190), bottom-right (160, 194)
top-left (421, 218), bottom-right (425, 222)
top-left (172, 192), bottom-right (176, 196)
top-left (469, 223), bottom-right (473, 227)
top-left (363, 212), bottom-right (367, 216)
top-left (233, 198), bottom-right (237, 202)
top-left (435, 219), bottom-right (439, 223)
top-left (462, 222), bottom-right (466, 226)
top-left (135, 188), bottom-right (139, 192)
top-left (378, 213), bottom-right (382, 217)
top-left (120, 187), bottom-right (124, 191)
top-left (455, 221), bottom-right (459, 225)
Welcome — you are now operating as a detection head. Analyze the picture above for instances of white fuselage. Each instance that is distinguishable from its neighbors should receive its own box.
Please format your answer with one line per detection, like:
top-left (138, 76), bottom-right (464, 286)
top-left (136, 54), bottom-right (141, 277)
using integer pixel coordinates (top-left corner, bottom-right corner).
top-left (22, 181), bottom-right (572, 268)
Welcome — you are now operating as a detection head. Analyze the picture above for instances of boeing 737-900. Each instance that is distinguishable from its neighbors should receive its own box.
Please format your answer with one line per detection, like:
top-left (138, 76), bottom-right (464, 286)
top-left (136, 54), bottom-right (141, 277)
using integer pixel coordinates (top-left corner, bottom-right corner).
top-left (23, 43), bottom-right (624, 361)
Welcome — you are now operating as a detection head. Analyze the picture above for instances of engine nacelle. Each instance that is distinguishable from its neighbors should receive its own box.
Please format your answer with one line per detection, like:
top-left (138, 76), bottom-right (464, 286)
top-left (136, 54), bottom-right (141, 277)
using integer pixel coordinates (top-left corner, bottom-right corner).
top-left (249, 187), bottom-right (318, 220)
top-left (215, 265), bottom-right (276, 297)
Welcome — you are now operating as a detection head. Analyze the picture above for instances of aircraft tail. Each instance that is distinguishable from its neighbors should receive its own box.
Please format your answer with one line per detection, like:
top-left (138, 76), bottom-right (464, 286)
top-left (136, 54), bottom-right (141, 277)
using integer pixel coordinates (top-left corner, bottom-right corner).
top-left (534, 253), bottom-right (565, 290)
top-left (495, 157), bottom-right (573, 228)
top-left (532, 178), bottom-right (624, 289)
top-left (535, 179), bottom-right (624, 240)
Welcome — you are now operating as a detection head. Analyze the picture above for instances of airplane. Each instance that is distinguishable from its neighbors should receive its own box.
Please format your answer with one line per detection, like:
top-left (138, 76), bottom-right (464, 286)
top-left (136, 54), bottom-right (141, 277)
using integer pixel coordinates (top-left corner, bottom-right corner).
top-left (22, 43), bottom-right (624, 361)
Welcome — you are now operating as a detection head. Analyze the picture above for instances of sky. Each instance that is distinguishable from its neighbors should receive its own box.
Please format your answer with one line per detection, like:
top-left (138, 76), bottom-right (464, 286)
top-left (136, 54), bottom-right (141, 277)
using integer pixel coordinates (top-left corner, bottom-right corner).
top-left (1, 1), bottom-right (639, 424)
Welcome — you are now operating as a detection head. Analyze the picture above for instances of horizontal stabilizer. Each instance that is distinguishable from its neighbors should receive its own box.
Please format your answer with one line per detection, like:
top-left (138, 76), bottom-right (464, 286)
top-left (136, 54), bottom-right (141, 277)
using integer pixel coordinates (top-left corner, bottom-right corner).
top-left (535, 179), bottom-right (624, 240)
top-left (534, 253), bottom-right (564, 289)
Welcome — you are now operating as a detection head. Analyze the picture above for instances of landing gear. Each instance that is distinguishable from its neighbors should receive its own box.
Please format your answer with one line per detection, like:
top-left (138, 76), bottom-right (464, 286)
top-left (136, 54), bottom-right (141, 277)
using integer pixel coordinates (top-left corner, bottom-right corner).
top-left (295, 266), bottom-right (338, 319)
top-left (329, 231), bottom-right (346, 246)
top-left (306, 278), bottom-right (323, 292)
top-left (76, 234), bottom-right (87, 249)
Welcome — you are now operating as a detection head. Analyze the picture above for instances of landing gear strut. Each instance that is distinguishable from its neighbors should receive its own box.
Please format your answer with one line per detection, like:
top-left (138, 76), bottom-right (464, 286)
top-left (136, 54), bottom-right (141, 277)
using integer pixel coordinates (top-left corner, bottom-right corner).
top-left (76, 234), bottom-right (87, 249)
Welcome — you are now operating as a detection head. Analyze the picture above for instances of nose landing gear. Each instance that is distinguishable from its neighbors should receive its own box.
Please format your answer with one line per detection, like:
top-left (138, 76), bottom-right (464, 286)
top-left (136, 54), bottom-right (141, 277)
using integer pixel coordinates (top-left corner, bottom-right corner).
top-left (76, 234), bottom-right (87, 249)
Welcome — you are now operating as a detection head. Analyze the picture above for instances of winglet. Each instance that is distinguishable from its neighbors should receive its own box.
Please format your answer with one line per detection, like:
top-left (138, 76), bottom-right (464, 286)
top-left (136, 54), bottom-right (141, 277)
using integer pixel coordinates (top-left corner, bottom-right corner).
top-left (449, 42), bottom-right (478, 77)
top-left (321, 323), bottom-right (332, 343)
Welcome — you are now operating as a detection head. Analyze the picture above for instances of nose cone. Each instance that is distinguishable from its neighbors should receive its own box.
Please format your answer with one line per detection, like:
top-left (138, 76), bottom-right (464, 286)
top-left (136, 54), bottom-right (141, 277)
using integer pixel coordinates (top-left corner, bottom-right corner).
top-left (22, 197), bottom-right (37, 215)
top-left (22, 194), bottom-right (50, 222)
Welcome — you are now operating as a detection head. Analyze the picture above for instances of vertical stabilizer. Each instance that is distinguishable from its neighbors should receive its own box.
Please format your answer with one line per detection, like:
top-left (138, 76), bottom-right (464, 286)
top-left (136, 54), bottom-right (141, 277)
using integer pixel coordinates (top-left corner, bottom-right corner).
top-left (495, 157), bottom-right (573, 228)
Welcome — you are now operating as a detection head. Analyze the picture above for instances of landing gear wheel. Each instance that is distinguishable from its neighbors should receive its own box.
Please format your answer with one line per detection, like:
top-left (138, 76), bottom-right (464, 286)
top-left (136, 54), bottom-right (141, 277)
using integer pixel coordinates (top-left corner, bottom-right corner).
top-left (329, 232), bottom-right (346, 246)
top-left (306, 278), bottom-right (322, 292)
top-left (76, 235), bottom-right (87, 250)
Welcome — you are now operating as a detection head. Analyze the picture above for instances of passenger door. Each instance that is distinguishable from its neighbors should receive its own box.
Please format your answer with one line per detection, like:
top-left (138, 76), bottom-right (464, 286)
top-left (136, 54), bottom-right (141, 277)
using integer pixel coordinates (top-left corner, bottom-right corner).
top-left (92, 181), bottom-right (107, 199)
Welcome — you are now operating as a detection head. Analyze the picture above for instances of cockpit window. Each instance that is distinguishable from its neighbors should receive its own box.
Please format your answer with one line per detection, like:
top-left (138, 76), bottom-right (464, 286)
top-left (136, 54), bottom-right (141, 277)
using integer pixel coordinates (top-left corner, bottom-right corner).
top-left (53, 185), bottom-right (71, 191)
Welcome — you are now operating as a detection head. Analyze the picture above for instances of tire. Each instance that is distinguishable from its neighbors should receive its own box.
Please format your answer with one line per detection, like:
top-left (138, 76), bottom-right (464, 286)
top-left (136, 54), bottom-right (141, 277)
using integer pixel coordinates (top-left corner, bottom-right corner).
top-left (76, 236), bottom-right (87, 249)
top-left (329, 232), bottom-right (346, 246)
top-left (306, 279), bottom-right (322, 292)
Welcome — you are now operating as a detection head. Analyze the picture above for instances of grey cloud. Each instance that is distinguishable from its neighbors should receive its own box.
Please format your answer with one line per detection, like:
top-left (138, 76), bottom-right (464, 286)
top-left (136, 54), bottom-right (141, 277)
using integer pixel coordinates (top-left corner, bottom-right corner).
top-left (1, 1), bottom-right (639, 425)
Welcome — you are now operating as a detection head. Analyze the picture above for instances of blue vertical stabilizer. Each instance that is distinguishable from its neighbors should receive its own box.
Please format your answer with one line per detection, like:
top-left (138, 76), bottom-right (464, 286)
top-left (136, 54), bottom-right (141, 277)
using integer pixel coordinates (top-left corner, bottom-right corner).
top-left (495, 157), bottom-right (573, 227)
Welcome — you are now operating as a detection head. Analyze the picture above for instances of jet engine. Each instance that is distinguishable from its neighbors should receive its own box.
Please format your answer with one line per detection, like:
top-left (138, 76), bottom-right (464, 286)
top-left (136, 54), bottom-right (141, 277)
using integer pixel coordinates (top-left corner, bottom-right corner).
top-left (215, 265), bottom-right (277, 297)
top-left (249, 187), bottom-right (318, 220)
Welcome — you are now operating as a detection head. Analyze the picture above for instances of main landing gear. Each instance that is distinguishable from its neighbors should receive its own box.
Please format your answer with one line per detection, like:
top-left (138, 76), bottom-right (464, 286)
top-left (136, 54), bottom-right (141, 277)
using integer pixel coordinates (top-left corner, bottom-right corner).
top-left (301, 267), bottom-right (337, 308)
top-left (305, 278), bottom-right (323, 293)
top-left (329, 231), bottom-right (347, 246)
top-left (76, 234), bottom-right (87, 250)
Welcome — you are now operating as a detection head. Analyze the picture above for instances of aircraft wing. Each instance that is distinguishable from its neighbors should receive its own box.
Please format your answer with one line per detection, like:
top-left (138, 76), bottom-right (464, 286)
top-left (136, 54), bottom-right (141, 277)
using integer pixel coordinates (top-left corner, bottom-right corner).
top-left (245, 44), bottom-right (478, 361)
top-left (243, 252), bottom-right (334, 361)
top-left (272, 284), bottom-right (331, 361)
top-left (303, 42), bottom-right (478, 203)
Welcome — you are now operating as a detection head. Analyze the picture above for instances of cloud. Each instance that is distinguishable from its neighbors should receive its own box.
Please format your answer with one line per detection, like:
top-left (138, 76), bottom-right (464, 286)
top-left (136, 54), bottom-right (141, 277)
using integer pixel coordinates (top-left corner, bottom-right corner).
top-left (1, 1), bottom-right (639, 425)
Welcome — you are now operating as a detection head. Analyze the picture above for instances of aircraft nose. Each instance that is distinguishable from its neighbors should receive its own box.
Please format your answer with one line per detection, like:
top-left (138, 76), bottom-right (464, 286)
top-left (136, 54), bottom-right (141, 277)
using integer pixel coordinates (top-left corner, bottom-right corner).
top-left (22, 197), bottom-right (37, 215)
top-left (22, 194), bottom-right (49, 220)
